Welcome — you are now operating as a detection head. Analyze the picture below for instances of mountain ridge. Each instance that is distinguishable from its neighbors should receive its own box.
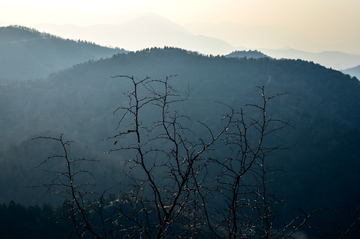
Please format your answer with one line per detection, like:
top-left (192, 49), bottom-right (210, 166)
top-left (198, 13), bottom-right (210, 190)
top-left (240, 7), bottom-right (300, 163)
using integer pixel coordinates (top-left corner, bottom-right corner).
top-left (342, 64), bottom-right (360, 80)
top-left (184, 22), bottom-right (326, 53)
top-left (27, 15), bottom-right (360, 70)
top-left (259, 48), bottom-right (360, 70)
top-left (32, 19), bottom-right (235, 55)
top-left (0, 25), bottom-right (126, 80)
top-left (1, 47), bottom-right (360, 236)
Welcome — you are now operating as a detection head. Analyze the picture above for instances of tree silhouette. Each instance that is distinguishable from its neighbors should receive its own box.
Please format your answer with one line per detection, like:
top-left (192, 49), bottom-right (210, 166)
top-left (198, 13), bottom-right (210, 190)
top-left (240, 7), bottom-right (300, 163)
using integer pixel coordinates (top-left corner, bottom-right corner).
top-left (34, 75), bottom-right (360, 238)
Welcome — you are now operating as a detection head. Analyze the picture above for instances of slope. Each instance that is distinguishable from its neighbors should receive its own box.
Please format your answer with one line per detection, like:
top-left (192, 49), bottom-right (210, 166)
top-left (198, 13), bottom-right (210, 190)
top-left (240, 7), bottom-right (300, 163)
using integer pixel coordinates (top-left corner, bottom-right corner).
top-left (1, 47), bottom-right (360, 237)
top-left (342, 64), bottom-right (360, 80)
top-left (0, 25), bottom-right (126, 80)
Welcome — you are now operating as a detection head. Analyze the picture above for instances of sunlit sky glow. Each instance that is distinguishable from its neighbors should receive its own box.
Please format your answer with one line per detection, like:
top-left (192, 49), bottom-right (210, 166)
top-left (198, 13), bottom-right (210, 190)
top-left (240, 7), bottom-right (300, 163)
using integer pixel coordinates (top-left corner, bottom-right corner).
top-left (1, 0), bottom-right (359, 52)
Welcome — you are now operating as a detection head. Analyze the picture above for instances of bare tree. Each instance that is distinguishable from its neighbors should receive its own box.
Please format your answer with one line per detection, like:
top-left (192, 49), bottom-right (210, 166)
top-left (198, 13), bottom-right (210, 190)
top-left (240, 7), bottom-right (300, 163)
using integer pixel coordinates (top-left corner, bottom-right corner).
top-left (34, 76), bottom-right (358, 239)
top-left (32, 134), bottom-right (110, 239)
top-left (195, 86), bottom-right (308, 239)
top-left (103, 75), bottom-right (233, 239)
top-left (103, 77), bottom-right (311, 238)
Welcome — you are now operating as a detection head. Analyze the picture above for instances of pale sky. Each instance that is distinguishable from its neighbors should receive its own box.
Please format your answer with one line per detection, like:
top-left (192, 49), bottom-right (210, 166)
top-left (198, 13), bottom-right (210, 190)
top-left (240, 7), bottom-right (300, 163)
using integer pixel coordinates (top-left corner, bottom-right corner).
top-left (1, 0), bottom-right (359, 52)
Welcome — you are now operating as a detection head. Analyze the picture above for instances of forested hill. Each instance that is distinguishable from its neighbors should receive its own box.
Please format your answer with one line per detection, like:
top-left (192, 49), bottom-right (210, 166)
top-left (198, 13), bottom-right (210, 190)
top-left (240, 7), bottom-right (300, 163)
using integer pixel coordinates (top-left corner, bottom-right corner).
top-left (1, 46), bottom-right (359, 168)
top-left (225, 50), bottom-right (269, 59)
top-left (1, 47), bottom-right (360, 236)
top-left (0, 25), bottom-right (126, 80)
top-left (48, 47), bottom-right (360, 128)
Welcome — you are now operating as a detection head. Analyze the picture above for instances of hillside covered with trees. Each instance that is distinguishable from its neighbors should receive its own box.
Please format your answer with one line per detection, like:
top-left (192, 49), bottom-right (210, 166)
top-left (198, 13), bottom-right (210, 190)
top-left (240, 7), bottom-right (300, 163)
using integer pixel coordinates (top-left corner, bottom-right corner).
top-left (1, 42), bottom-right (360, 237)
top-left (0, 25), bottom-right (126, 80)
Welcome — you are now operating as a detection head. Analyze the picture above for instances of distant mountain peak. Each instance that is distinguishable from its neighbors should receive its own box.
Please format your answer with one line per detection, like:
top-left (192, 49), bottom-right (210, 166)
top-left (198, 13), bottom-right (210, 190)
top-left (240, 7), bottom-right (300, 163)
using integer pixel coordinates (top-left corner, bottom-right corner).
top-left (279, 47), bottom-right (294, 51)
top-left (122, 12), bottom-right (192, 35)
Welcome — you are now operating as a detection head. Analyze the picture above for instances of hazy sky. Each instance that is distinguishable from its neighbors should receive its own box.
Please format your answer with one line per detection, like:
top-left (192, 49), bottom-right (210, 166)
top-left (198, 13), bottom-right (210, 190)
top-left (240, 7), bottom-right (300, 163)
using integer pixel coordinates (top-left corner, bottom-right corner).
top-left (1, 0), bottom-right (359, 51)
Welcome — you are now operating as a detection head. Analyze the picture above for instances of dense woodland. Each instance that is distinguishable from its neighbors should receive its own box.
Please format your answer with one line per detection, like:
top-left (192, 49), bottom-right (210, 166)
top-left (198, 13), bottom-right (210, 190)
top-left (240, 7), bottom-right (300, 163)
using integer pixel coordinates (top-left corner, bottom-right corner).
top-left (1, 26), bottom-right (360, 238)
